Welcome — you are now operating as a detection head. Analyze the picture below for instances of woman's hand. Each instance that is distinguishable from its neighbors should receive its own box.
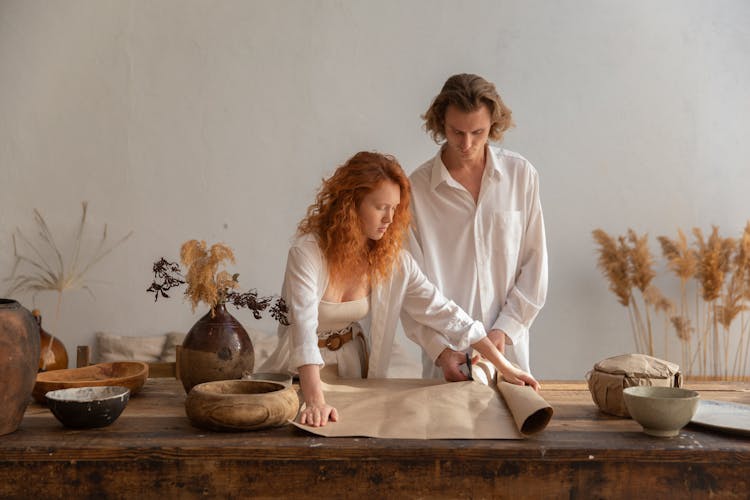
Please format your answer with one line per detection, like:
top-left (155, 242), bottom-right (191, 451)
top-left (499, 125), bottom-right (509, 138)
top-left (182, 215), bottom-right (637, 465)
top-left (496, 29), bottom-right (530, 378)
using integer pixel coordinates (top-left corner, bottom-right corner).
top-left (299, 401), bottom-right (339, 427)
top-left (470, 337), bottom-right (541, 392)
top-left (297, 364), bottom-right (339, 427)
top-left (499, 364), bottom-right (541, 392)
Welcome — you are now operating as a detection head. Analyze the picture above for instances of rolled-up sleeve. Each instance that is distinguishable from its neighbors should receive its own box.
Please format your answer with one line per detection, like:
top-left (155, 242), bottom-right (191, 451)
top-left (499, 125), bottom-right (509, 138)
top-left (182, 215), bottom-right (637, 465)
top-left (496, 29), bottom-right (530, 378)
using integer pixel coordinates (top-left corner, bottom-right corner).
top-left (399, 253), bottom-right (487, 358)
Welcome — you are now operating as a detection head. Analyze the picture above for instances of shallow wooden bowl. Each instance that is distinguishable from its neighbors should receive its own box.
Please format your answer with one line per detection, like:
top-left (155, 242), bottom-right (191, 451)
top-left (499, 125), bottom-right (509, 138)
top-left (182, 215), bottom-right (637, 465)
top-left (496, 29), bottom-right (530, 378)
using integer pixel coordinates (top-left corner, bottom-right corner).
top-left (185, 379), bottom-right (299, 432)
top-left (33, 361), bottom-right (149, 403)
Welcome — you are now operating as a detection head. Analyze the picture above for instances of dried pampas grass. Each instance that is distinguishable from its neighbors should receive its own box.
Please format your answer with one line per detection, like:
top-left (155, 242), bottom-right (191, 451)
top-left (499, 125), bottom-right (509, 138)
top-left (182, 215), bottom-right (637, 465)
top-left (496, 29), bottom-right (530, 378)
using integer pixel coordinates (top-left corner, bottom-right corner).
top-left (693, 227), bottom-right (734, 302)
top-left (595, 222), bottom-right (750, 379)
top-left (657, 229), bottom-right (697, 283)
top-left (592, 228), bottom-right (664, 355)
top-left (627, 229), bottom-right (656, 293)
top-left (592, 229), bottom-right (631, 306)
top-left (147, 243), bottom-right (288, 325)
top-left (180, 240), bottom-right (239, 314)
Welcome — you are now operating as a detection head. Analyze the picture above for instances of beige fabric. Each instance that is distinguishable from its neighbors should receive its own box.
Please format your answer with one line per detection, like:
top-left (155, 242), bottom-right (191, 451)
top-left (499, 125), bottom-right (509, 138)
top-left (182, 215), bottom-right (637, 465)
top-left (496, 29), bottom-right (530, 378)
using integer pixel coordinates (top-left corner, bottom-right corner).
top-left (290, 366), bottom-right (553, 439)
top-left (160, 331), bottom-right (187, 362)
top-left (586, 353), bottom-right (682, 417)
top-left (96, 332), bottom-right (166, 363)
top-left (317, 296), bottom-right (369, 332)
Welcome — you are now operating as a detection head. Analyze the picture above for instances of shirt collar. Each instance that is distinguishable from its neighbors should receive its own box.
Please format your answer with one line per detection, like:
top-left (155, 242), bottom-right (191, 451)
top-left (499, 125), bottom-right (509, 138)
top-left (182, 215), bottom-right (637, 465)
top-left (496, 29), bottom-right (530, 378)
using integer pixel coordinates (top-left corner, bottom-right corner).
top-left (485, 145), bottom-right (503, 180)
top-left (429, 144), bottom-right (502, 191)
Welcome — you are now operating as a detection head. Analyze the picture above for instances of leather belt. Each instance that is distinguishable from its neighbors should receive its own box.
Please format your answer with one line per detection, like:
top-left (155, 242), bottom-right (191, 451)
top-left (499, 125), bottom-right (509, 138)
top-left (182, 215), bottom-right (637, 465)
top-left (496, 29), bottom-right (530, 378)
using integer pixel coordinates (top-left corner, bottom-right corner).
top-left (318, 330), bottom-right (354, 351)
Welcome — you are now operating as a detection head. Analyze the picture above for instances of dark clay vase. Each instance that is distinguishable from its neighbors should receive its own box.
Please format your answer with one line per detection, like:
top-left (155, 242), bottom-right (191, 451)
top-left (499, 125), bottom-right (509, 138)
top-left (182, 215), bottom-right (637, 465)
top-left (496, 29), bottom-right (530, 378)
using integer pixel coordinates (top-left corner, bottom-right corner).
top-left (33, 309), bottom-right (69, 372)
top-left (179, 304), bottom-right (255, 393)
top-left (0, 299), bottom-right (41, 436)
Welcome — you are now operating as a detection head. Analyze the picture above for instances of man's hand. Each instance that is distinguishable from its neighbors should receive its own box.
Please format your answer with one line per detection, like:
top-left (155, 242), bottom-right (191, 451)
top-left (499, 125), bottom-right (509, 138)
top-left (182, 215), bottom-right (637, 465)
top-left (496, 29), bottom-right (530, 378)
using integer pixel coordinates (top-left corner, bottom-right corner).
top-left (487, 329), bottom-right (507, 354)
top-left (436, 348), bottom-right (471, 381)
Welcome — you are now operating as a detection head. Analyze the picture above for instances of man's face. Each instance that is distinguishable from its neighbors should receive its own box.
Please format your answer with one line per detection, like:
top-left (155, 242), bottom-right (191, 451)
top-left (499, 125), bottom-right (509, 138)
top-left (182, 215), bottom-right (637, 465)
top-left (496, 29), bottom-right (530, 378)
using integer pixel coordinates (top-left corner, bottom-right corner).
top-left (443, 104), bottom-right (492, 163)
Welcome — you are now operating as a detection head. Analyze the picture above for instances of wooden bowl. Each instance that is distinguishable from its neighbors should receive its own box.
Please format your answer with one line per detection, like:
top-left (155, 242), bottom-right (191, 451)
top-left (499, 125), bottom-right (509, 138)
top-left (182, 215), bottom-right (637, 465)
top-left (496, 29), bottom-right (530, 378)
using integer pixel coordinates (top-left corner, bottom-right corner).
top-left (33, 361), bottom-right (149, 404)
top-left (46, 386), bottom-right (130, 429)
top-left (185, 379), bottom-right (299, 432)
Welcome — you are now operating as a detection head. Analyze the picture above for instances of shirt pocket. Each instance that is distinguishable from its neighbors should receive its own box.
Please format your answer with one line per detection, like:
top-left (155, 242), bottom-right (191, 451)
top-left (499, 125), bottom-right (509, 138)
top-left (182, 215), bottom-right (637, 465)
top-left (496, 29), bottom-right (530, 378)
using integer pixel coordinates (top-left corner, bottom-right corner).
top-left (491, 211), bottom-right (523, 263)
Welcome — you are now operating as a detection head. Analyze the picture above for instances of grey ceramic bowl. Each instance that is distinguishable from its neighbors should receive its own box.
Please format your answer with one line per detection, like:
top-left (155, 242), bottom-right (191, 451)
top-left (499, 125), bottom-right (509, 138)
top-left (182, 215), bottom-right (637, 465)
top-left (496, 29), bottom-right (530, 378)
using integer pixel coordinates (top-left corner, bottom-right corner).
top-left (242, 371), bottom-right (293, 387)
top-left (623, 386), bottom-right (700, 437)
top-left (45, 385), bottom-right (130, 429)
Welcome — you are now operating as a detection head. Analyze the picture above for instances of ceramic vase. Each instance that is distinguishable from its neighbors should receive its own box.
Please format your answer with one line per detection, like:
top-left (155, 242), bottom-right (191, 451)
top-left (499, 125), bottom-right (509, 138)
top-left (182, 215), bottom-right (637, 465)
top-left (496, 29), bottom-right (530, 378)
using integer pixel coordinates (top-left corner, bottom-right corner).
top-left (33, 309), bottom-right (68, 372)
top-left (179, 304), bottom-right (255, 393)
top-left (0, 299), bottom-right (41, 436)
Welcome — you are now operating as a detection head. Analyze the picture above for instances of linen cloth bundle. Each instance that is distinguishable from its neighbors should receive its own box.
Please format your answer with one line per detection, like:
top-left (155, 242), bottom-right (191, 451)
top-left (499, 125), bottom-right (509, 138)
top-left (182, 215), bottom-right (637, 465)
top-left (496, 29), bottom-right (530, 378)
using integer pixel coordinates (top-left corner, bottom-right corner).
top-left (586, 353), bottom-right (682, 417)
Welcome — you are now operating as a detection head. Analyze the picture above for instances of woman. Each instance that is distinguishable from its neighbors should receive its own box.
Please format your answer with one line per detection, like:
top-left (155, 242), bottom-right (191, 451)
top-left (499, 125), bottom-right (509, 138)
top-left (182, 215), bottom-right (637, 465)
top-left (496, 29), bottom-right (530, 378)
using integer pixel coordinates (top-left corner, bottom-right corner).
top-left (260, 151), bottom-right (539, 427)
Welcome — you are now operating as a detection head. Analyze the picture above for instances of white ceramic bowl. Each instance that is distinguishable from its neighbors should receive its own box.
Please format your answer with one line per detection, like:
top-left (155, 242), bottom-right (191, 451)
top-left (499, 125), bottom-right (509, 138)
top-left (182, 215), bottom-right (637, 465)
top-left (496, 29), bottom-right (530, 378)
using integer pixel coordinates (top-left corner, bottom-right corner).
top-left (623, 386), bottom-right (700, 437)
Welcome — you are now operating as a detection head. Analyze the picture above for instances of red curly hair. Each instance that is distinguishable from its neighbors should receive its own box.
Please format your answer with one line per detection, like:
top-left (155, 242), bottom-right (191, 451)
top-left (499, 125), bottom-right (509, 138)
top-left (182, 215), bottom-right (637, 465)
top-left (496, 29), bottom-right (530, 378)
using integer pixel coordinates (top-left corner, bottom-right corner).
top-left (298, 151), bottom-right (411, 285)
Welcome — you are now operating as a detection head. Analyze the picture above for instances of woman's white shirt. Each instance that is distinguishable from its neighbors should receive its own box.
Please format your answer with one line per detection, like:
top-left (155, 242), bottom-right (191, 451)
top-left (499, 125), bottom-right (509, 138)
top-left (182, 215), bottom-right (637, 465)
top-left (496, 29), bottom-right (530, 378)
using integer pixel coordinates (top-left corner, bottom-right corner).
top-left (258, 233), bottom-right (487, 378)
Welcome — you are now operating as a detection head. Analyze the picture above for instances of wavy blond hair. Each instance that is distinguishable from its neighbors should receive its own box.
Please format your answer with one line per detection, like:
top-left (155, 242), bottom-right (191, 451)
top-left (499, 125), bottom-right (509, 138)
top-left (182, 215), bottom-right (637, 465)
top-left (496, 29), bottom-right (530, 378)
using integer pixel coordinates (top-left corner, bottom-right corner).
top-left (422, 73), bottom-right (514, 143)
top-left (298, 151), bottom-right (411, 285)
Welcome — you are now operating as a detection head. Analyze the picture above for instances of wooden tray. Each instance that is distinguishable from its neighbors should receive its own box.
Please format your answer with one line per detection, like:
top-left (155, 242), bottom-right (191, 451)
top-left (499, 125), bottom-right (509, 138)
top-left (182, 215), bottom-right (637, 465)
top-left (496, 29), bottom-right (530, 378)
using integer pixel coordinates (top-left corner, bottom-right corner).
top-left (33, 362), bottom-right (149, 403)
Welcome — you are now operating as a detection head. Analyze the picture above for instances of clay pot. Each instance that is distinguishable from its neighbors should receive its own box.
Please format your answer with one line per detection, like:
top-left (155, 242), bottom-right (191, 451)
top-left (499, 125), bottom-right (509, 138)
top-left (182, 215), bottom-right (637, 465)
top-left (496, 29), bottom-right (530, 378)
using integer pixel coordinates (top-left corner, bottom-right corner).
top-left (179, 304), bottom-right (255, 393)
top-left (0, 299), bottom-right (41, 436)
top-left (32, 309), bottom-right (69, 372)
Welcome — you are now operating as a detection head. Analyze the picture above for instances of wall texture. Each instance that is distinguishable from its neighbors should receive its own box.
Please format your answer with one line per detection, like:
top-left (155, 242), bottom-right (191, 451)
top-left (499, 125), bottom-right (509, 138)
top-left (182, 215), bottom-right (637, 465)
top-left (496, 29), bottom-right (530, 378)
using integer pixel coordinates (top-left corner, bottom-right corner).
top-left (1, 0), bottom-right (748, 378)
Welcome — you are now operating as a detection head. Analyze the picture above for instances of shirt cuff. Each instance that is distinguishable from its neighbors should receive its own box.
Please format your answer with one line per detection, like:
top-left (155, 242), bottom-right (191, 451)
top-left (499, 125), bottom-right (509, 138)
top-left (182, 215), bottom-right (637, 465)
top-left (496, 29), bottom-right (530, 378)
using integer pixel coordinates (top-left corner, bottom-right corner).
top-left (492, 315), bottom-right (527, 346)
top-left (425, 321), bottom-right (487, 364)
top-left (289, 344), bottom-right (324, 374)
top-left (424, 334), bottom-right (452, 365)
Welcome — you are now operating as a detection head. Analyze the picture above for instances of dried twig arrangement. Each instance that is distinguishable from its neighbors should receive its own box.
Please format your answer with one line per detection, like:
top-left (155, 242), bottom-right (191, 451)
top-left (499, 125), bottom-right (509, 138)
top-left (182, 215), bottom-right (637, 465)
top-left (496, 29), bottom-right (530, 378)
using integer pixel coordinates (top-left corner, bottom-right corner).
top-left (3, 202), bottom-right (133, 369)
top-left (5, 202), bottom-right (133, 299)
top-left (147, 239), bottom-right (288, 325)
top-left (594, 223), bottom-right (750, 379)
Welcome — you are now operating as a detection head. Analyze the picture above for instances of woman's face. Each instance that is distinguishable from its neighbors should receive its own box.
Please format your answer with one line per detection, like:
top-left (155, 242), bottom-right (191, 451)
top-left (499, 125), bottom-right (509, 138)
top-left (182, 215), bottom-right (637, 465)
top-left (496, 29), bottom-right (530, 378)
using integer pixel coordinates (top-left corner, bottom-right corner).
top-left (357, 180), bottom-right (400, 241)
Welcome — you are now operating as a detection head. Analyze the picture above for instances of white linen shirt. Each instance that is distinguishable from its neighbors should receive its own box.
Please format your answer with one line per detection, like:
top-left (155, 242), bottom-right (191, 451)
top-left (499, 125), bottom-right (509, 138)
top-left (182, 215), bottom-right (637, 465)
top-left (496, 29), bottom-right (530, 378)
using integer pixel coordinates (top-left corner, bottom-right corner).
top-left (402, 145), bottom-right (548, 375)
top-left (258, 233), bottom-right (488, 378)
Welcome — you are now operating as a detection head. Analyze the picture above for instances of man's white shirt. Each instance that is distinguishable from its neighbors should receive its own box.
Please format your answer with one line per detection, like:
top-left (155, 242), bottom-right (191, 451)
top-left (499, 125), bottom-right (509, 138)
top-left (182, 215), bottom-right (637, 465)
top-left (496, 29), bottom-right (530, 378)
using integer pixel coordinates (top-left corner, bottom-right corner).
top-left (402, 144), bottom-right (548, 376)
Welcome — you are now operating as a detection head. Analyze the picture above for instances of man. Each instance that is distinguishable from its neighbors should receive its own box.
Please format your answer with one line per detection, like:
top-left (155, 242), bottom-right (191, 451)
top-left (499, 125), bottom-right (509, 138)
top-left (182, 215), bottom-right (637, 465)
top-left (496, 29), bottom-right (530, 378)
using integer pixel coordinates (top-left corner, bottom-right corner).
top-left (402, 73), bottom-right (548, 380)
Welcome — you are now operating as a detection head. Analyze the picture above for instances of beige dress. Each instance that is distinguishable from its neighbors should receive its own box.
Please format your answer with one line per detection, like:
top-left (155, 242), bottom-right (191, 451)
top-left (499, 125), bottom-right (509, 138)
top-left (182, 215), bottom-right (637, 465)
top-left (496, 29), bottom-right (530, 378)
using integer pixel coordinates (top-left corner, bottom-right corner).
top-left (317, 296), bottom-right (369, 378)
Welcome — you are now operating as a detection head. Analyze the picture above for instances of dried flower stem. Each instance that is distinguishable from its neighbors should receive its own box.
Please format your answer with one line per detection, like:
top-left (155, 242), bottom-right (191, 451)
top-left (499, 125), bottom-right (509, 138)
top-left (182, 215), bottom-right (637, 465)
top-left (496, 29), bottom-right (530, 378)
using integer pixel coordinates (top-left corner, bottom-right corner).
top-left (597, 224), bottom-right (750, 380)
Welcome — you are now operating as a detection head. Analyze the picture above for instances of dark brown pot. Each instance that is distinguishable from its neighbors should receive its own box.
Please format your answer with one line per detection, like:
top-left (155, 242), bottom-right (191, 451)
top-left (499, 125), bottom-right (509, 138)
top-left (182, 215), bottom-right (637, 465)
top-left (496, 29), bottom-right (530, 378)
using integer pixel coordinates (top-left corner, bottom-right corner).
top-left (0, 299), bottom-right (41, 436)
top-left (179, 304), bottom-right (255, 393)
top-left (33, 309), bottom-right (68, 372)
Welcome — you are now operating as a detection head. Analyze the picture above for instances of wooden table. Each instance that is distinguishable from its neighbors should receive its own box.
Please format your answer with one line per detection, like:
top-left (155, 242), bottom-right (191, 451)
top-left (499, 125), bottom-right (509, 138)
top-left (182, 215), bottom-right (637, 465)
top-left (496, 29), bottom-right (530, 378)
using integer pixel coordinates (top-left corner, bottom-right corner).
top-left (1, 379), bottom-right (748, 499)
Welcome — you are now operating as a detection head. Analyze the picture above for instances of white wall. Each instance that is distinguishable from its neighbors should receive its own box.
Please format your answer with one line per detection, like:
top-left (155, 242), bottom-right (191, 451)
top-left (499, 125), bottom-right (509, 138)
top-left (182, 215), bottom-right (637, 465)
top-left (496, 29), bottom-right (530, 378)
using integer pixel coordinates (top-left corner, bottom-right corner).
top-left (1, 0), bottom-right (748, 379)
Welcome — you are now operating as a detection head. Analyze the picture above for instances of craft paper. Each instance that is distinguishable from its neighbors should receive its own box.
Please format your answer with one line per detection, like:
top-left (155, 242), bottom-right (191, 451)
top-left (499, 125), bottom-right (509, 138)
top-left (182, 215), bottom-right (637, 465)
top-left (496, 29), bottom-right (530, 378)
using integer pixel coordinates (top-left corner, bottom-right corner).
top-left (292, 361), bottom-right (553, 439)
